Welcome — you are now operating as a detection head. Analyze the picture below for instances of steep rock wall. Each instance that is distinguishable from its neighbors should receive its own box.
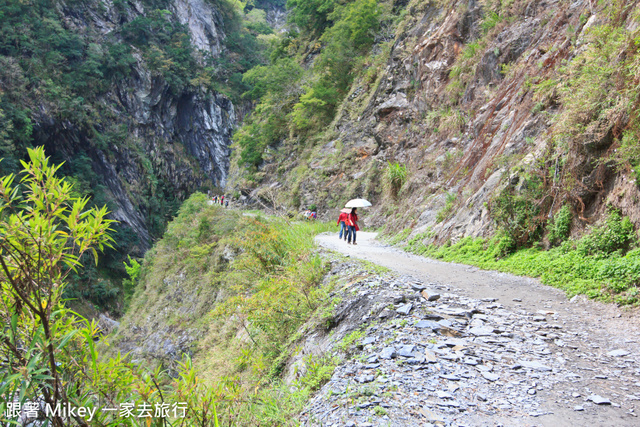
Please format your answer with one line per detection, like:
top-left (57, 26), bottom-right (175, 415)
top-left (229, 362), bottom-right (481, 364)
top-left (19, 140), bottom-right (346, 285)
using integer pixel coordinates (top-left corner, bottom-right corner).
top-left (6, 0), bottom-right (237, 250)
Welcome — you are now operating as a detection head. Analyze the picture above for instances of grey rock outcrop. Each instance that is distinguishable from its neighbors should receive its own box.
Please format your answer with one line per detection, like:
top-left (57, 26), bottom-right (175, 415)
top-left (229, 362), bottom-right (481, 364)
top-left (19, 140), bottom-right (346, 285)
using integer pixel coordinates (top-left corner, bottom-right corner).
top-left (31, 0), bottom-right (237, 250)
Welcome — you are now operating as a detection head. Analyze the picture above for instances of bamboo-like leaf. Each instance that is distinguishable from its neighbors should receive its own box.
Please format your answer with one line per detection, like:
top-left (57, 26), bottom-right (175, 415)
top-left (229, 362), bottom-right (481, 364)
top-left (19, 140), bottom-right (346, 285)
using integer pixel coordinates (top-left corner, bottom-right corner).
top-left (56, 329), bottom-right (79, 350)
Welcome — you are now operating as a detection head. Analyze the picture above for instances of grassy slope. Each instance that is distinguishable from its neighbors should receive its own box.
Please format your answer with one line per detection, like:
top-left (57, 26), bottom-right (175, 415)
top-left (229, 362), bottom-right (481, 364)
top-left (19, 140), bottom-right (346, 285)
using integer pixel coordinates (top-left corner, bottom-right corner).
top-left (113, 193), bottom-right (346, 424)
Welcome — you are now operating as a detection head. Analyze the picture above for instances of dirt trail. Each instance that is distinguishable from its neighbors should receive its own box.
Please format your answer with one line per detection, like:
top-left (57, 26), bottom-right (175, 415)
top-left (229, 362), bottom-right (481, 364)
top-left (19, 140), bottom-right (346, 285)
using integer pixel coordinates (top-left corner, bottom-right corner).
top-left (315, 231), bottom-right (640, 426)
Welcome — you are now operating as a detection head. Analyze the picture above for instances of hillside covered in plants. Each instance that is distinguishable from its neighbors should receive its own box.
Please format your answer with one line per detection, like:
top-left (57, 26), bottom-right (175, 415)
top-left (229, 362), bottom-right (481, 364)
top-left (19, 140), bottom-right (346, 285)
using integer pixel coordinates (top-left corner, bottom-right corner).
top-left (228, 0), bottom-right (640, 270)
top-left (0, 0), bottom-right (284, 311)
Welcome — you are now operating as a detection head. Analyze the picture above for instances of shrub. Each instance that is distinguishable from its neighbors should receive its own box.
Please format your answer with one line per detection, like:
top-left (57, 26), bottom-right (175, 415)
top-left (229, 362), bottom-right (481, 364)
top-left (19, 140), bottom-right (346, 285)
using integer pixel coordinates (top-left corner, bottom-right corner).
top-left (577, 209), bottom-right (636, 256)
top-left (436, 192), bottom-right (456, 223)
top-left (489, 173), bottom-right (546, 251)
top-left (547, 204), bottom-right (572, 246)
top-left (384, 161), bottom-right (407, 198)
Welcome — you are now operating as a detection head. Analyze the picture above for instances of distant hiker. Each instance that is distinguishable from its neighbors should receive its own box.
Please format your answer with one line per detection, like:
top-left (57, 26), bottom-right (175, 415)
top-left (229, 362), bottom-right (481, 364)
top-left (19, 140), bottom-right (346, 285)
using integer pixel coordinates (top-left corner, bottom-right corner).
top-left (310, 210), bottom-right (317, 220)
top-left (337, 210), bottom-right (348, 240)
top-left (346, 208), bottom-right (359, 245)
top-left (225, 200), bottom-right (229, 208)
top-left (221, 195), bottom-right (225, 205)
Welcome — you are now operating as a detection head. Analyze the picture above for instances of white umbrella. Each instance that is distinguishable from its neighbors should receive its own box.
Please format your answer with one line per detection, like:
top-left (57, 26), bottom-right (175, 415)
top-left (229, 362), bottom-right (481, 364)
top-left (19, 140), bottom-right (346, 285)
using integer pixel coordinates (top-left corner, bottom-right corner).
top-left (345, 198), bottom-right (372, 208)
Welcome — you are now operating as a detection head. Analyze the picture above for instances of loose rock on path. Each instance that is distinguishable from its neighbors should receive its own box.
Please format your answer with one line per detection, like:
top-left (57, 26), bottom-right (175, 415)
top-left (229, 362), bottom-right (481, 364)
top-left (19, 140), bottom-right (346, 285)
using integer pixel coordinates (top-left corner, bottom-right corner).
top-left (299, 232), bottom-right (640, 426)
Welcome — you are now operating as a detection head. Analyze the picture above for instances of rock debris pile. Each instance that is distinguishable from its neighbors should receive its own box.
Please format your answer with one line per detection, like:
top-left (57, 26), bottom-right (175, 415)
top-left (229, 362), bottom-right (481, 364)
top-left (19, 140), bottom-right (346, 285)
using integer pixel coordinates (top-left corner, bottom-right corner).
top-left (299, 260), bottom-right (640, 426)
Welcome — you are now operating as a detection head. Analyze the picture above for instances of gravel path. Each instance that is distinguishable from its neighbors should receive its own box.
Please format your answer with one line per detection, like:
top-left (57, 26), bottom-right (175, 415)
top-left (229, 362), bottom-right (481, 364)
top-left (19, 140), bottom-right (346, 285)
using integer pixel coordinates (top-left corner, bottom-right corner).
top-left (305, 231), bottom-right (640, 426)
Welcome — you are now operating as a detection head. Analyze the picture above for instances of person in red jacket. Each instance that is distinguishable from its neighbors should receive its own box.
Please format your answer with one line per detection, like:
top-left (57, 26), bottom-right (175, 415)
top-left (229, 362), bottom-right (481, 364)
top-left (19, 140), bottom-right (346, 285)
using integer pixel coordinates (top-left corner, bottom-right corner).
top-left (346, 208), bottom-right (359, 245)
top-left (337, 210), bottom-right (349, 240)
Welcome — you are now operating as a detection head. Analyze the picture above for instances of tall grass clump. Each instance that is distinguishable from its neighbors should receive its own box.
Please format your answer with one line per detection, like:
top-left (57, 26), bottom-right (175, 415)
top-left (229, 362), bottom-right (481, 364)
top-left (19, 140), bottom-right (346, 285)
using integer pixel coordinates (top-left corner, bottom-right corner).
top-left (384, 161), bottom-right (407, 198)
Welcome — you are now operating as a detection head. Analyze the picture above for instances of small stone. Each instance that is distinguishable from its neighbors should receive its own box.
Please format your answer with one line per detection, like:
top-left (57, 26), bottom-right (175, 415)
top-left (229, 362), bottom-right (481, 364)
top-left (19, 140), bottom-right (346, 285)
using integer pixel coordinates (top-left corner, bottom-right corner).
top-left (420, 407), bottom-right (445, 424)
top-left (463, 358), bottom-right (478, 366)
top-left (362, 337), bottom-right (376, 346)
top-left (421, 289), bottom-right (441, 301)
top-left (588, 394), bottom-right (612, 405)
top-left (533, 316), bottom-right (546, 322)
top-left (436, 390), bottom-right (453, 399)
top-left (380, 347), bottom-right (397, 359)
top-left (425, 350), bottom-right (438, 363)
top-left (424, 313), bottom-right (444, 321)
top-left (607, 349), bottom-right (630, 357)
top-left (438, 319), bottom-right (453, 328)
top-left (476, 393), bottom-right (487, 402)
top-left (519, 360), bottom-right (552, 372)
top-left (469, 326), bottom-right (494, 336)
top-left (482, 372), bottom-right (499, 382)
top-left (416, 320), bottom-right (441, 330)
top-left (572, 392), bottom-right (581, 398)
top-left (437, 400), bottom-right (461, 408)
top-left (397, 303), bottom-right (413, 315)
top-left (595, 375), bottom-right (608, 380)
top-left (574, 406), bottom-right (584, 411)
top-left (358, 402), bottom-right (373, 409)
top-left (440, 374), bottom-right (461, 381)
top-left (528, 388), bottom-right (537, 395)
top-left (356, 374), bottom-right (375, 383)
top-left (398, 345), bottom-right (416, 357)
top-left (411, 283), bottom-right (427, 291)
top-left (406, 357), bottom-right (425, 365)
top-left (513, 298), bottom-right (522, 302)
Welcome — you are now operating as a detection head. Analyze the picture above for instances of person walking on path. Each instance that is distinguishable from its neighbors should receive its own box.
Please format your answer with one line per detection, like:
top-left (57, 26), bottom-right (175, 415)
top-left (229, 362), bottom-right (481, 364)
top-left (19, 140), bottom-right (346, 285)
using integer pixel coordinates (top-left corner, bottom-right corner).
top-left (337, 210), bottom-right (349, 240)
top-left (346, 208), bottom-right (359, 245)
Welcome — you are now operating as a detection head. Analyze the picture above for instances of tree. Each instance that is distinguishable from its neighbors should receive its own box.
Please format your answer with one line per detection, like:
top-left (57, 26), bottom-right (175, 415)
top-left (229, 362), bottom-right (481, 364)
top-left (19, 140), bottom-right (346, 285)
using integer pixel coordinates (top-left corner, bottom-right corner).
top-left (286, 0), bottom-right (337, 35)
top-left (0, 147), bottom-right (114, 426)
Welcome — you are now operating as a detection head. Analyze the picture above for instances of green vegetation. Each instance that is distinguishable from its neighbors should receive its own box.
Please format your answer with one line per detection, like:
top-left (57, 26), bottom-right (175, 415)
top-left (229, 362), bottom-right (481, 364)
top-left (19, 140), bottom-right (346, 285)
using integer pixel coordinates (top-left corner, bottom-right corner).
top-left (113, 191), bottom-right (344, 424)
top-left (436, 192), bottom-right (457, 223)
top-left (405, 209), bottom-right (640, 305)
top-left (488, 172), bottom-right (546, 254)
top-left (234, 0), bottom-right (391, 172)
top-left (532, 3), bottom-right (640, 196)
top-left (547, 203), bottom-right (572, 246)
top-left (337, 328), bottom-right (366, 352)
top-left (0, 149), bottom-right (223, 426)
top-left (0, 151), bottom-right (346, 425)
top-left (0, 0), bottom-right (276, 311)
top-left (384, 161), bottom-right (407, 198)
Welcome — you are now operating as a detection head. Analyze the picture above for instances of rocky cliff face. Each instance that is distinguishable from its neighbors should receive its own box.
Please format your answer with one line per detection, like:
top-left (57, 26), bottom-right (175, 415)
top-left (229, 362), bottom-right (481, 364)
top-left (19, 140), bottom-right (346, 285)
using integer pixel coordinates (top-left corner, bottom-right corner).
top-left (237, 0), bottom-right (640, 245)
top-left (8, 0), bottom-right (237, 250)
